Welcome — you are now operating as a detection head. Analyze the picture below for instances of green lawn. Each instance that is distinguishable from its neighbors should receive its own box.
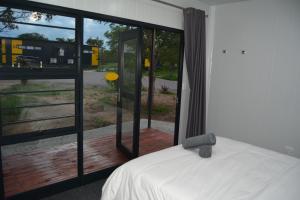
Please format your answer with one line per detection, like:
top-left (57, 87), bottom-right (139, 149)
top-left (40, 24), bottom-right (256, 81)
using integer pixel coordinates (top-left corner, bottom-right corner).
top-left (155, 67), bottom-right (178, 81)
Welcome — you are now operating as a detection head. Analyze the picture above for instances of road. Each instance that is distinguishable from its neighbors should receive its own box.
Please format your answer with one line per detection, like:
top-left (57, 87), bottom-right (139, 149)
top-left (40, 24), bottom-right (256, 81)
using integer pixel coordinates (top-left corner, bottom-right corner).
top-left (31, 70), bottom-right (178, 92)
top-left (83, 71), bottom-right (177, 91)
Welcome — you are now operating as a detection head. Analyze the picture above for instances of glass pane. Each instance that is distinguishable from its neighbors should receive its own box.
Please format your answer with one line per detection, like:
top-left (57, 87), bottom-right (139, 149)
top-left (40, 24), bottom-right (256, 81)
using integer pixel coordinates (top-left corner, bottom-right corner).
top-left (83, 18), bottom-right (135, 174)
top-left (0, 79), bottom-right (75, 136)
top-left (121, 38), bottom-right (137, 151)
top-left (151, 30), bottom-right (180, 135)
top-left (121, 98), bottom-right (135, 151)
top-left (140, 29), bottom-right (152, 128)
top-left (123, 38), bottom-right (137, 93)
top-left (83, 18), bottom-right (121, 132)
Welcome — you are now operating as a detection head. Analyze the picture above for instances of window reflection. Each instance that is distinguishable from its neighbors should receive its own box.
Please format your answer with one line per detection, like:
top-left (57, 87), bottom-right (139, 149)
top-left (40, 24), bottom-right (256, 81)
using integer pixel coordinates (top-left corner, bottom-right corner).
top-left (0, 6), bottom-right (75, 29)
top-left (0, 6), bottom-right (76, 70)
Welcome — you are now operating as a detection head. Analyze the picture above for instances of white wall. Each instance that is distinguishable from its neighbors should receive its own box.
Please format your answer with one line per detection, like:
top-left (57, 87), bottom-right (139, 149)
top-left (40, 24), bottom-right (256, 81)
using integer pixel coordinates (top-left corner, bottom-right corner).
top-left (207, 0), bottom-right (300, 157)
top-left (31, 0), bottom-right (213, 143)
top-left (31, 0), bottom-right (209, 30)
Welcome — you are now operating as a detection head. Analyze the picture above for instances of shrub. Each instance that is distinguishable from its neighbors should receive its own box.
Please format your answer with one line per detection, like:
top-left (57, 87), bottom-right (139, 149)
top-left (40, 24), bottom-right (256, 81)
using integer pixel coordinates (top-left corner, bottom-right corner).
top-left (160, 85), bottom-right (172, 94)
top-left (94, 117), bottom-right (113, 128)
top-left (1, 95), bottom-right (22, 123)
top-left (151, 104), bottom-right (170, 114)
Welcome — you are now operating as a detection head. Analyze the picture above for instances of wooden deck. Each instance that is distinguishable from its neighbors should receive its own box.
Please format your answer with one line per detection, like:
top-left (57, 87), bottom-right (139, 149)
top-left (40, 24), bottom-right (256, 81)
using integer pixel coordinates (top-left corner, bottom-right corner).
top-left (2, 128), bottom-right (173, 198)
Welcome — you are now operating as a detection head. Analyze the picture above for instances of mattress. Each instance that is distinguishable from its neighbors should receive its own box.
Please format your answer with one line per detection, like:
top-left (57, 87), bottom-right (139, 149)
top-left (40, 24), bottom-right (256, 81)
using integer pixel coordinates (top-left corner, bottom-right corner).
top-left (101, 137), bottom-right (300, 200)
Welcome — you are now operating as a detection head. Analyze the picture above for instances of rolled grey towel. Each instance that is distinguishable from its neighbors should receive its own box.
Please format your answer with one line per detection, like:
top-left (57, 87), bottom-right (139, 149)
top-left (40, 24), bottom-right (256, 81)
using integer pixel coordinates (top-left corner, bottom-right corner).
top-left (182, 133), bottom-right (216, 149)
top-left (199, 145), bottom-right (212, 158)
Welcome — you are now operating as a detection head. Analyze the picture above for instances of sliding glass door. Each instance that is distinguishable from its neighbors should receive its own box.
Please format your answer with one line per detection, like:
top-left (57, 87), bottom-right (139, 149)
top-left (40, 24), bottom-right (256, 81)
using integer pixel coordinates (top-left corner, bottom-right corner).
top-left (82, 18), bottom-right (142, 174)
top-left (116, 30), bottom-right (142, 158)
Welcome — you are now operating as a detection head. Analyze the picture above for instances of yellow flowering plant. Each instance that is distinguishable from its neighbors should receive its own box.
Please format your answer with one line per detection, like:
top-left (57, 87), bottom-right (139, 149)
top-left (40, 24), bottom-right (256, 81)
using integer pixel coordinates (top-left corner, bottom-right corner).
top-left (105, 72), bottom-right (119, 90)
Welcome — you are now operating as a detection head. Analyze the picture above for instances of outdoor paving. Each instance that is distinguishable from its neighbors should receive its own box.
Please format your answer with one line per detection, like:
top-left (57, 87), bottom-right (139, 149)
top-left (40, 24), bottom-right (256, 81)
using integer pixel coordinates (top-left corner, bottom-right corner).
top-left (2, 119), bottom-right (174, 156)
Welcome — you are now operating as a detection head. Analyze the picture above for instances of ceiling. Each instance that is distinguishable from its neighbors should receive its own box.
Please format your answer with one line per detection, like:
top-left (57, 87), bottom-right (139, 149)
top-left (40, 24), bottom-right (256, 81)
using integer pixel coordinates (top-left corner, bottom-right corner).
top-left (196, 0), bottom-right (250, 5)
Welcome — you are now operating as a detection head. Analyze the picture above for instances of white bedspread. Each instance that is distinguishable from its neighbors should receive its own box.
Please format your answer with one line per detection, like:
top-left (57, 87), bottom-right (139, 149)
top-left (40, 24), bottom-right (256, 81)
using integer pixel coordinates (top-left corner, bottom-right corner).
top-left (101, 137), bottom-right (300, 200)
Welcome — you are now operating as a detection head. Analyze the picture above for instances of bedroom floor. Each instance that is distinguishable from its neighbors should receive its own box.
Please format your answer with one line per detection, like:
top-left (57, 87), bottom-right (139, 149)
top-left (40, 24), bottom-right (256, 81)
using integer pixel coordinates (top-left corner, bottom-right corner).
top-left (42, 179), bottom-right (106, 200)
top-left (2, 128), bottom-right (173, 198)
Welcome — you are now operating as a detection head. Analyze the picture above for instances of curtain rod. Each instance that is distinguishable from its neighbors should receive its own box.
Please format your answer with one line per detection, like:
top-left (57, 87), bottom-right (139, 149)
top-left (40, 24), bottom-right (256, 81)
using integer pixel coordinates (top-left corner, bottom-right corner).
top-left (150, 0), bottom-right (208, 17)
top-left (150, 0), bottom-right (185, 10)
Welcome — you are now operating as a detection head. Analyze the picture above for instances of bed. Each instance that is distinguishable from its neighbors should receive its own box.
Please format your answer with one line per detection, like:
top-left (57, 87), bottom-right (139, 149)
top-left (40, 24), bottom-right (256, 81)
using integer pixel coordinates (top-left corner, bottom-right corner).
top-left (101, 137), bottom-right (300, 200)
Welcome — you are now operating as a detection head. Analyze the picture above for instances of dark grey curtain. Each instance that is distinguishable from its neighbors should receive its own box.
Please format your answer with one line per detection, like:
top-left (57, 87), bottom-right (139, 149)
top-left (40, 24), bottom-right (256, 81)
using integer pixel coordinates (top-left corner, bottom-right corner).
top-left (184, 8), bottom-right (206, 138)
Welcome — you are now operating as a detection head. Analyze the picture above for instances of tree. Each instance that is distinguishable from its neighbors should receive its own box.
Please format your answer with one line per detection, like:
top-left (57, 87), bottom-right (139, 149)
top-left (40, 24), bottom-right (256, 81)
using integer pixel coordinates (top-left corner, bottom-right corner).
top-left (155, 30), bottom-right (180, 71)
top-left (0, 8), bottom-right (18, 32)
top-left (0, 7), bottom-right (52, 32)
top-left (86, 37), bottom-right (104, 48)
top-left (56, 37), bottom-right (75, 43)
top-left (104, 24), bottom-right (131, 62)
top-left (103, 25), bottom-right (179, 72)
top-left (18, 32), bottom-right (48, 41)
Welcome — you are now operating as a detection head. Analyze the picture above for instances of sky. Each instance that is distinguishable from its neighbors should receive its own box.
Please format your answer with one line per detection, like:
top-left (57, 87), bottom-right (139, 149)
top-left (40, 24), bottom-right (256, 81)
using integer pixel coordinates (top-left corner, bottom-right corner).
top-left (0, 7), bottom-right (110, 47)
top-left (83, 18), bottom-right (110, 47)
